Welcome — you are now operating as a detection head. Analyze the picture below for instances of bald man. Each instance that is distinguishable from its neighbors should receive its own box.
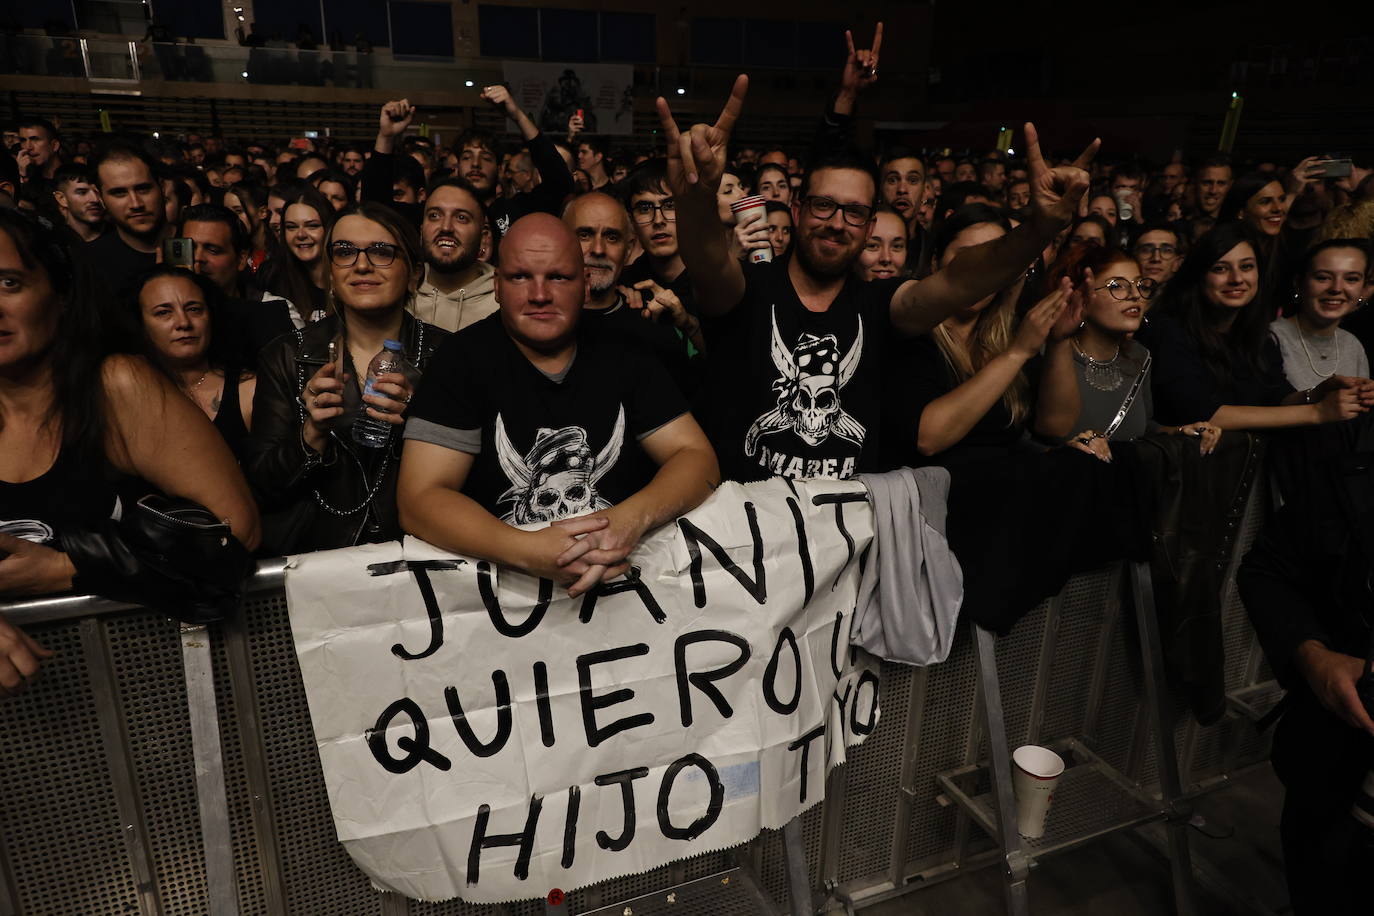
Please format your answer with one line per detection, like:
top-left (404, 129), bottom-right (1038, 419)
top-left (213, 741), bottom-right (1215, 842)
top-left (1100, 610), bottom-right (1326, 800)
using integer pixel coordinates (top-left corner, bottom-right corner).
top-left (398, 213), bottom-right (719, 597)
top-left (563, 191), bottom-right (697, 393)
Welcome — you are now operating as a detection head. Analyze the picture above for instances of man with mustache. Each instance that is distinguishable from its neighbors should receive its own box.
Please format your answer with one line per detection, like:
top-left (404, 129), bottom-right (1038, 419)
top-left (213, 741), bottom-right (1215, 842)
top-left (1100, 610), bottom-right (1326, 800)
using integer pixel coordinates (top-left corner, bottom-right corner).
top-left (662, 77), bottom-right (1097, 481)
top-left (563, 191), bottom-right (695, 393)
top-left (51, 165), bottom-right (106, 243)
top-left (76, 144), bottom-right (169, 299)
top-left (409, 177), bottom-right (498, 332)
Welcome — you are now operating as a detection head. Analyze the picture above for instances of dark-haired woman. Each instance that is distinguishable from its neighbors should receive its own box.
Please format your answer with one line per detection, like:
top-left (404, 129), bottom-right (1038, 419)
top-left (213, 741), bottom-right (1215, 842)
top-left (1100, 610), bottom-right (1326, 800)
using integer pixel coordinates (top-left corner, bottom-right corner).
top-left (129, 267), bottom-right (256, 459)
top-left (888, 204), bottom-right (1081, 467)
top-left (0, 210), bottom-right (259, 694)
top-left (258, 184), bottom-right (334, 326)
top-left (1221, 172), bottom-right (1288, 243)
top-left (1139, 223), bottom-right (1374, 431)
top-left (246, 202), bottom-right (448, 554)
top-left (222, 182), bottom-right (270, 273)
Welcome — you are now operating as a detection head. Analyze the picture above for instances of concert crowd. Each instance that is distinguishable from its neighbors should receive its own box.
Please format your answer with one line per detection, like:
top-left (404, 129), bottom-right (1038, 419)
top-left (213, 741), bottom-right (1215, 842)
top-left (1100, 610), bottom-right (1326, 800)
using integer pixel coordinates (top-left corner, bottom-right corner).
top-left (0, 25), bottom-right (1372, 912)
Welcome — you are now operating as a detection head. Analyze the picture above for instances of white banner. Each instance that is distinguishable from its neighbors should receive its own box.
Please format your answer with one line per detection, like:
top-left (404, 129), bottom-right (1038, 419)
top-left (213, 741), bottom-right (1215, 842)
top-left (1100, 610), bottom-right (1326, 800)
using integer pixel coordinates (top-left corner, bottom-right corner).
top-left (284, 478), bottom-right (878, 903)
top-left (501, 61), bottom-right (635, 137)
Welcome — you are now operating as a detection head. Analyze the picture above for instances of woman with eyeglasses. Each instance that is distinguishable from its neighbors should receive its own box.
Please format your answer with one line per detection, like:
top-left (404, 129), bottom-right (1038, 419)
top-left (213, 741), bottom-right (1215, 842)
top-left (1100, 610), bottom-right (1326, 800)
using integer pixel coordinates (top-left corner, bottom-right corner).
top-left (246, 202), bottom-right (449, 554)
top-left (1138, 223), bottom-right (1374, 434)
top-left (1271, 239), bottom-right (1370, 391)
top-left (1047, 245), bottom-right (1222, 459)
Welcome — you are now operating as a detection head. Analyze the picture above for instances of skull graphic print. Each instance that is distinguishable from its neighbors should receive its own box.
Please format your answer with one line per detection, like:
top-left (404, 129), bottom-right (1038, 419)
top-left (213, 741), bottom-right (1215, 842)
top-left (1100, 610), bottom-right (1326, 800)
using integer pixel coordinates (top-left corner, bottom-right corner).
top-left (744, 307), bottom-right (866, 465)
top-left (493, 405), bottom-right (626, 524)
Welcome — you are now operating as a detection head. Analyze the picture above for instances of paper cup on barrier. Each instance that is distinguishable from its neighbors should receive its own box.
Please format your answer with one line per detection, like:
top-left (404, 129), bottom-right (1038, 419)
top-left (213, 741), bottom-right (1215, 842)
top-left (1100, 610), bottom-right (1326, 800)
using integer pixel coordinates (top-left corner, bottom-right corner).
top-left (1012, 745), bottom-right (1065, 838)
top-left (730, 195), bottom-right (772, 263)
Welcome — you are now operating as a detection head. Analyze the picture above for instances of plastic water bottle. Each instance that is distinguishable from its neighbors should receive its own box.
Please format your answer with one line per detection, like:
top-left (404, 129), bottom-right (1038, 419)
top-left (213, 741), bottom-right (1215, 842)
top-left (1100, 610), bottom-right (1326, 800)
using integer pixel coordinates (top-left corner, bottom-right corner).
top-left (352, 339), bottom-right (405, 448)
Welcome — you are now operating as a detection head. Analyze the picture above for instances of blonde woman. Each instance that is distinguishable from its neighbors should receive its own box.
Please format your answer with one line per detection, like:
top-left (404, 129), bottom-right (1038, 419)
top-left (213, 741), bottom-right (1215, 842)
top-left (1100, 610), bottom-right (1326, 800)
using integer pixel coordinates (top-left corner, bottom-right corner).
top-left (892, 204), bottom-right (1081, 466)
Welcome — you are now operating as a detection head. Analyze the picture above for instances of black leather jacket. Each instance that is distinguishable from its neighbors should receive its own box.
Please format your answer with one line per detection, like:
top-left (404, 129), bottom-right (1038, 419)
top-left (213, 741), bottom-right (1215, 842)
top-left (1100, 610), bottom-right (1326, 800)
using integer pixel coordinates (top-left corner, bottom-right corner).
top-left (245, 312), bottom-right (448, 555)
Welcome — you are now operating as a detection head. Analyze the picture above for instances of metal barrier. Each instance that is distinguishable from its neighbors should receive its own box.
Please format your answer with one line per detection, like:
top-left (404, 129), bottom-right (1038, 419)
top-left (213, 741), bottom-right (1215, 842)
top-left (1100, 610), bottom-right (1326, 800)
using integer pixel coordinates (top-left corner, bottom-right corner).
top-left (0, 487), bottom-right (1278, 915)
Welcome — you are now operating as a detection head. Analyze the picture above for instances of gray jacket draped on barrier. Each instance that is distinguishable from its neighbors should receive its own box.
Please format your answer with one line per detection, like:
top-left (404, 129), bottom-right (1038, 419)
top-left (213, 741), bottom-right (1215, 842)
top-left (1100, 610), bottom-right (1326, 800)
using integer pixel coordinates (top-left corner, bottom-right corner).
top-left (852, 467), bottom-right (964, 666)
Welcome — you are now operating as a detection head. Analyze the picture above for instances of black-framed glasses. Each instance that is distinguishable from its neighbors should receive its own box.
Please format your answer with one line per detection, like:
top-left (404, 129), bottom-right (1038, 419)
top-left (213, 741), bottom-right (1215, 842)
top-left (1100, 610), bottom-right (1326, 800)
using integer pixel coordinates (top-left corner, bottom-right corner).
top-left (801, 195), bottom-right (874, 226)
top-left (630, 199), bottom-right (676, 223)
top-left (329, 241), bottom-right (398, 268)
top-left (1095, 277), bottom-right (1158, 300)
top-left (1133, 243), bottom-right (1178, 259)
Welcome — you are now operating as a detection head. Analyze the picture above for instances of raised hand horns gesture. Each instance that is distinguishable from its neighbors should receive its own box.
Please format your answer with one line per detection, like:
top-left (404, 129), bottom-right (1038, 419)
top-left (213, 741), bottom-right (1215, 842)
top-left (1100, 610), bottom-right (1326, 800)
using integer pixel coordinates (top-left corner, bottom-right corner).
top-left (655, 74), bottom-right (749, 198)
top-left (1024, 122), bottom-right (1100, 231)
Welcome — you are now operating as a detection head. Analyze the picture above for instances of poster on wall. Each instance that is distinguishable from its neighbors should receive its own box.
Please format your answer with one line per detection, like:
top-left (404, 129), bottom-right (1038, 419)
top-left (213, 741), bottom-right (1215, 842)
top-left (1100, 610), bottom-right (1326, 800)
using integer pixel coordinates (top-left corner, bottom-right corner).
top-left (284, 477), bottom-right (879, 903)
top-left (501, 61), bottom-right (635, 136)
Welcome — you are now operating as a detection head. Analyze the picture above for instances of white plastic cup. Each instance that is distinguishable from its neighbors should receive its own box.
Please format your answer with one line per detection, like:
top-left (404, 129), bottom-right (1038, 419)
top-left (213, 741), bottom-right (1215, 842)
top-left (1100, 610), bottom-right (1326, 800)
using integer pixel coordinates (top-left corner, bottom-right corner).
top-left (1113, 188), bottom-right (1135, 222)
top-left (1011, 745), bottom-right (1065, 838)
top-left (730, 195), bottom-right (772, 263)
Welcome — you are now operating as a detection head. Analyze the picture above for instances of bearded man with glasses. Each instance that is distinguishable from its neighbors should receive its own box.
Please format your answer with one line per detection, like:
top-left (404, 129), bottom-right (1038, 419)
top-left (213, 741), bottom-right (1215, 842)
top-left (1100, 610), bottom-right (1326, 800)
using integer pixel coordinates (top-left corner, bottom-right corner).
top-left (659, 76), bottom-right (1099, 481)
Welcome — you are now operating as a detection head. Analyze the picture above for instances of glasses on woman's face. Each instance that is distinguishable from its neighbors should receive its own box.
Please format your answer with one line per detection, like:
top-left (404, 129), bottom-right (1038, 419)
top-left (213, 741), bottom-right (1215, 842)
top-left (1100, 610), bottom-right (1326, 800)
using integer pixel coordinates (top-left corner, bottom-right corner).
top-left (329, 240), bottom-right (398, 268)
top-left (1095, 276), bottom-right (1158, 300)
top-left (800, 196), bottom-right (874, 226)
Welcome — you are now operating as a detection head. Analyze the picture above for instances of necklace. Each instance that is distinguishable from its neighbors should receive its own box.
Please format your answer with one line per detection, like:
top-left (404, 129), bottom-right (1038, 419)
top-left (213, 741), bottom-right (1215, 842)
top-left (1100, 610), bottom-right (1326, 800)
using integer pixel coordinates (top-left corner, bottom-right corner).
top-left (1074, 338), bottom-right (1124, 391)
top-left (182, 369), bottom-right (211, 394)
top-left (1296, 322), bottom-right (1339, 380)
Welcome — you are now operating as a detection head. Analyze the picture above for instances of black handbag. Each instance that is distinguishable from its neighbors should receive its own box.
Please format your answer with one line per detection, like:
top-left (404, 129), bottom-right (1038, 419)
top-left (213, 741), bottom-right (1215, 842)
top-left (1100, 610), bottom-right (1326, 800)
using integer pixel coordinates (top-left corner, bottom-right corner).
top-left (63, 494), bottom-right (256, 625)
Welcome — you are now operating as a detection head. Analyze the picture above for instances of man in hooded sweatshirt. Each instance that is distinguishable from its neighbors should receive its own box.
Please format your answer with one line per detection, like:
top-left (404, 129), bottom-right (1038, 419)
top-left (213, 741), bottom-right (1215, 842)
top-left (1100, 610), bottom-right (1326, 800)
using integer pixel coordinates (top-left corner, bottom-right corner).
top-left (407, 176), bottom-right (498, 332)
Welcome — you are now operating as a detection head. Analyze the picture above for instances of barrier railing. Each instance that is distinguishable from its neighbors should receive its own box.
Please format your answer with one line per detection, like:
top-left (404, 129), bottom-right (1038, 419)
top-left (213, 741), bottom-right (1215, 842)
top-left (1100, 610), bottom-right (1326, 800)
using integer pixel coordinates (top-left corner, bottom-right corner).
top-left (0, 484), bottom-right (1279, 915)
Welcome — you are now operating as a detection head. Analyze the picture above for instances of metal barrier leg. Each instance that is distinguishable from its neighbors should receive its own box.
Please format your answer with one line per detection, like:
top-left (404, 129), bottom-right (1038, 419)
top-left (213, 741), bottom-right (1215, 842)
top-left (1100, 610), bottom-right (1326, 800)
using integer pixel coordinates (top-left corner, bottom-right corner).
top-left (1127, 563), bottom-right (1198, 916)
top-left (973, 625), bottom-right (1031, 916)
top-left (81, 618), bottom-right (164, 916)
top-left (782, 816), bottom-right (813, 915)
top-left (180, 623), bottom-right (240, 916)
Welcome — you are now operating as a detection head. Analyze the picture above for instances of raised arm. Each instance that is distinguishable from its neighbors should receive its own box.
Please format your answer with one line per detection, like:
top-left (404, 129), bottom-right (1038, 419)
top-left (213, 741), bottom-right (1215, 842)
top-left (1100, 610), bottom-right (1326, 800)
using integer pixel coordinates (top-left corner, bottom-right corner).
top-left (833, 23), bottom-right (882, 118)
top-left (361, 99), bottom-right (414, 207)
top-left (890, 123), bottom-right (1098, 336)
top-left (481, 84), bottom-right (541, 143)
top-left (656, 75), bottom-right (750, 318)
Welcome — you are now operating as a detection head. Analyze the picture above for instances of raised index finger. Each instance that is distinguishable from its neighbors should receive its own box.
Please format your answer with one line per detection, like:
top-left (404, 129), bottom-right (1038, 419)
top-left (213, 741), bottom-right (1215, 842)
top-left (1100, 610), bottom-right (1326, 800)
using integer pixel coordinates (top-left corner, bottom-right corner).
top-left (1023, 122), bottom-right (1046, 177)
top-left (871, 22), bottom-right (883, 58)
top-left (713, 74), bottom-right (749, 135)
top-left (654, 96), bottom-right (682, 147)
top-left (845, 29), bottom-right (856, 57)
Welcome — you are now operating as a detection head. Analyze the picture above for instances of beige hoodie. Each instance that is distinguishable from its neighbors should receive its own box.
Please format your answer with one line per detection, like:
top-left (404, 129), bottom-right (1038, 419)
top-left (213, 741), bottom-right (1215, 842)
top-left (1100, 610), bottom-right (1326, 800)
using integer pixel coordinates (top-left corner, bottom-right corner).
top-left (407, 262), bottom-right (498, 332)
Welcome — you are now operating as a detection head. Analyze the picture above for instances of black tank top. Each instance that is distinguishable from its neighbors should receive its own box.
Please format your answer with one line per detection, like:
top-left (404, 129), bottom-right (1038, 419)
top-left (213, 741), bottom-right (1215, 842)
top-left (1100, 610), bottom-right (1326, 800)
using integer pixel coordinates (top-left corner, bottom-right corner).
top-left (0, 447), bottom-right (127, 547)
top-left (212, 366), bottom-right (250, 460)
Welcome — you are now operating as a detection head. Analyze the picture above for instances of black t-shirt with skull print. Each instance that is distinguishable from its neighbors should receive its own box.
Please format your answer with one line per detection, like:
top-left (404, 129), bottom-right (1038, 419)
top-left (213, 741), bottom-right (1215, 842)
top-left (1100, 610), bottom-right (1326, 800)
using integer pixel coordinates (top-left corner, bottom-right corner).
top-left (403, 313), bottom-right (688, 525)
top-left (698, 257), bottom-right (904, 482)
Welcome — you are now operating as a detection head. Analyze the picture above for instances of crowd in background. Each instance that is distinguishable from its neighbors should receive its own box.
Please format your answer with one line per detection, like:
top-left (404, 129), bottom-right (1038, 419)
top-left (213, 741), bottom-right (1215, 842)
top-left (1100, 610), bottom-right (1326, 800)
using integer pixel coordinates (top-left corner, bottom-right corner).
top-left (1, 25), bottom-right (1373, 912)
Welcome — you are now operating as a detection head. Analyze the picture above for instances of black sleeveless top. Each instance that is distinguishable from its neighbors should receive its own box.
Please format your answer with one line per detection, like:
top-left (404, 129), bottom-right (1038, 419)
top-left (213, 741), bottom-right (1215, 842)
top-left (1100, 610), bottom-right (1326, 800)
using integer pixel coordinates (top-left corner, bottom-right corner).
top-left (212, 366), bottom-right (250, 460)
top-left (0, 447), bottom-right (129, 548)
